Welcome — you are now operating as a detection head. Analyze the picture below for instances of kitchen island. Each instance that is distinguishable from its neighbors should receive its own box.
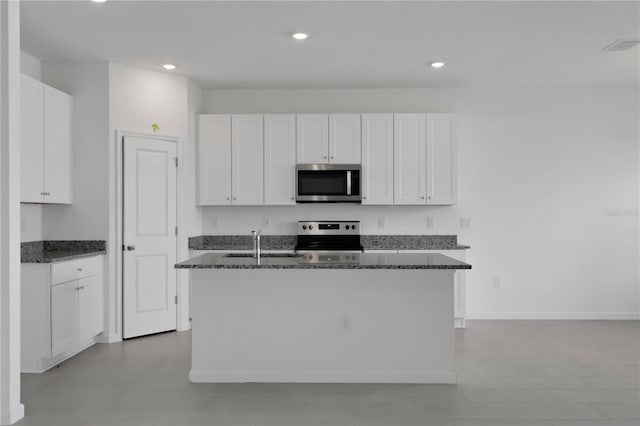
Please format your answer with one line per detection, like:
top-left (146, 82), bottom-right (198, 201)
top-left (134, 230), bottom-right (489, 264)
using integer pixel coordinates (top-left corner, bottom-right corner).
top-left (176, 252), bottom-right (471, 384)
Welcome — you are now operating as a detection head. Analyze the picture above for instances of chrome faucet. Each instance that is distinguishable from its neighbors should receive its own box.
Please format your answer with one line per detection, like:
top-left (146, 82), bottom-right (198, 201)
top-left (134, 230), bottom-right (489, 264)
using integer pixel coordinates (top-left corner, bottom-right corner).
top-left (252, 230), bottom-right (261, 259)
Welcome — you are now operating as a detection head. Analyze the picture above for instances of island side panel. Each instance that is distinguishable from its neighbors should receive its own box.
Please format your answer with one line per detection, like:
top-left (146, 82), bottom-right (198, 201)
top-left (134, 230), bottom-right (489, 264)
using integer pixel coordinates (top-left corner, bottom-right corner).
top-left (190, 269), bottom-right (455, 383)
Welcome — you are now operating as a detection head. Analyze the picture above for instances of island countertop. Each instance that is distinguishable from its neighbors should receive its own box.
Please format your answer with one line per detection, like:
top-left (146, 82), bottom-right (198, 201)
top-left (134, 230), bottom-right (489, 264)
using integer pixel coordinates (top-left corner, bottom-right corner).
top-left (175, 252), bottom-right (471, 270)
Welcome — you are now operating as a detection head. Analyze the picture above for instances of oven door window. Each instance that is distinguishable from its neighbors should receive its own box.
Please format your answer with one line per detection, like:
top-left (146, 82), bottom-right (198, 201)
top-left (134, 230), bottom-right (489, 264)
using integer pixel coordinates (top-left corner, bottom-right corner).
top-left (298, 171), bottom-right (347, 196)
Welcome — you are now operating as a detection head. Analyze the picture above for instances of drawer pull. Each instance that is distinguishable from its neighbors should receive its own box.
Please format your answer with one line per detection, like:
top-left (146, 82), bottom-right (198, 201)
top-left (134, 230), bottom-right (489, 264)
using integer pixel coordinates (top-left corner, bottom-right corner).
top-left (77, 268), bottom-right (83, 272)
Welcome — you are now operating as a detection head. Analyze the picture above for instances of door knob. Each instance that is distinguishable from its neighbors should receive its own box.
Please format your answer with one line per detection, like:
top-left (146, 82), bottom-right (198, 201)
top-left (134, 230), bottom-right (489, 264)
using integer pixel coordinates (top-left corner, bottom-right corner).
top-left (125, 245), bottom-right (135, 251)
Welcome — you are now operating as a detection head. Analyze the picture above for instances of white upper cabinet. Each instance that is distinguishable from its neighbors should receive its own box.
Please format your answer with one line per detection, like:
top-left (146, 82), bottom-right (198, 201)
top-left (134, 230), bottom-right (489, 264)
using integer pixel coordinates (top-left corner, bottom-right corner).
top-left (43, 85), bottom-right (73, 204)
top-left (329, 114), bottom-right (361, 164)
top-left (296, 114), bottom-right (328, 163)
top-left (197, 115), bottom-right (232, 205)
top-left (394, 114), bottom-right (426, 205)
top-left (361, 114), bottom-right (394, 205)
top-left (231, 115), bottom-right (264, 205)
top-left (426, 114), bottom-right (457, 205)
top-left (21, 75), bottom-right (45, 203)
top-left (21, 75), bottom-right (72, 204)
top-left (264, 114), bottom-right (296, 205)
top-left (197, 114), bottom-right (263, 206)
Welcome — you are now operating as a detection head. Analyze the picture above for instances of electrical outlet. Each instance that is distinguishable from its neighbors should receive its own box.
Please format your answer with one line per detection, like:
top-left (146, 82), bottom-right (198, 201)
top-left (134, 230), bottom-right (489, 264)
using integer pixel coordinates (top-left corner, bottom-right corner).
top-left (378, 217), bottom-right (386, 229)
top-left (427, 217), bottom-right (436, 228)
top-left (263, 217), bottom-right (271, 228)
top-left (493, 277), bottom-right (502, 288)
top-left (211, 217), bottom-right (220, 228)
top-left (341, 314), bottom-right (351, 331)
top-left (460, 218), bottom-right (472, 229)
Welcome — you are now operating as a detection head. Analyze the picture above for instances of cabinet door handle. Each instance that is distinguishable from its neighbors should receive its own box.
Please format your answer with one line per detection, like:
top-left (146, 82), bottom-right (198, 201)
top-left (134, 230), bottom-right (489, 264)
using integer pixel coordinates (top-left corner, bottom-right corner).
top-left (323, 156), bottom-right (327, 160)
top-left (421, 196), bottom-right (425, 199)
top-left (233, 197), bottom-right (237, 201)
top-left (226, 197), bottom-right (230, 200)
top-left (77, 268), bottom-right (83, 272)
top-left (330, 156), bottom-right (334, 160)
top-left (125, 245), bottom-right (135, 251)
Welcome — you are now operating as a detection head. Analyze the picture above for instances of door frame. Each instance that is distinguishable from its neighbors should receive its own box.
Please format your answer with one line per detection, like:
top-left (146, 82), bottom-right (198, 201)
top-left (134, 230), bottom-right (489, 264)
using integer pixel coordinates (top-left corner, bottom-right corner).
top-left (115, 130), bottom-right (187, 341)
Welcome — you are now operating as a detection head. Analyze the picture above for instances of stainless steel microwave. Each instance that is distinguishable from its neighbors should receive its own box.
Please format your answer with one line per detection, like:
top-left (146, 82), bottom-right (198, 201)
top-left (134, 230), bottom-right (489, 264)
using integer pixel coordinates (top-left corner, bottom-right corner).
top-left (295, 164), bottom-right (362, 203)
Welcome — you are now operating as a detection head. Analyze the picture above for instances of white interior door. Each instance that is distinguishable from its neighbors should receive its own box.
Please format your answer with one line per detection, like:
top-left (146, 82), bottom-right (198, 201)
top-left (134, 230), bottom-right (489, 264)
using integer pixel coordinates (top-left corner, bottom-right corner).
top-left (123, 136), bottom-right (177, 339)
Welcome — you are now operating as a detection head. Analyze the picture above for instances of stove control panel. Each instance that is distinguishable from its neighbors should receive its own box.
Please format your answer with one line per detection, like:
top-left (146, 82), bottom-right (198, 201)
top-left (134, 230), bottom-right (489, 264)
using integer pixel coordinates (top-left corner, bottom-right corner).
top-left (297, 221), bottom-right (360, 235)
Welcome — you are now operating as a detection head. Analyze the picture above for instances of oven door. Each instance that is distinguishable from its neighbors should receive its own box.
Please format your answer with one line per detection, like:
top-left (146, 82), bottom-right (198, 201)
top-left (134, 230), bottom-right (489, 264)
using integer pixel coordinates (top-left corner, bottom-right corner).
top-left (296, 164), bottom-right (361, 202)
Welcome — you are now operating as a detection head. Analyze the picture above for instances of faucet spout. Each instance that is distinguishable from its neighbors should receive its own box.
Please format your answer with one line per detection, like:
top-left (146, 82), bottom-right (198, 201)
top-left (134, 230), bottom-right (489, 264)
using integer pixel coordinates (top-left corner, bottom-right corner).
top-left (252, 230), bottom-right (261, 259)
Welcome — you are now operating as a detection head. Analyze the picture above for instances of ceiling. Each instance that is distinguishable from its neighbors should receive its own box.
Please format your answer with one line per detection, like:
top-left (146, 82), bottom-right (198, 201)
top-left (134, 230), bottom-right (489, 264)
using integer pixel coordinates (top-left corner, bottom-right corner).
top-left (20, 1), bottom-right (640, 89)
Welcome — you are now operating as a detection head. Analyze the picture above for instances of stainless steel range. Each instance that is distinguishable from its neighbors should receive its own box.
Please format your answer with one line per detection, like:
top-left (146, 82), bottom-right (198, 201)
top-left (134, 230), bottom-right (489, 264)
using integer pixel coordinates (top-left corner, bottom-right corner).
top-left (294, 221), bottom-right (364, 258)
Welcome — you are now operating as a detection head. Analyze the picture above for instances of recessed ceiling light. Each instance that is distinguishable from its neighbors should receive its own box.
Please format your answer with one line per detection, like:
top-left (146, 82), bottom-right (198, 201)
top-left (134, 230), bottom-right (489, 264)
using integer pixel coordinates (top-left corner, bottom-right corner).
top-left (292, 33), bottom-right (309, 41)
top-left (431, 61), bottom-right (445, 69)
top-left (163, 64), bottom-right (176, 70)
top-left (91, 0), bottom-right (107, 3)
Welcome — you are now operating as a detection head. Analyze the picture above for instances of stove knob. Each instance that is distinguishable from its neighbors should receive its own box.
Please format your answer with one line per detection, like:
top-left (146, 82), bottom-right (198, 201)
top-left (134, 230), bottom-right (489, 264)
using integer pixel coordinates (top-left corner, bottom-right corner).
top-left (302, 225), bottom-right (307, 230)
top-left (309, 225), bottom-right (314, 230)
top-left (352, 224), bottom-right (357, 231)
top-left (345, 225), bottom-right (350, 230)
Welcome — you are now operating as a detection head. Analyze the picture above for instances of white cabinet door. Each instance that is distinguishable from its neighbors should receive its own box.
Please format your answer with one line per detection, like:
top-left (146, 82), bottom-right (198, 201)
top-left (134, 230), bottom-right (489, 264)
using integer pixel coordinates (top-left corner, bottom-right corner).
top-left (362, 114), bottom-right (394, 205)
top-left (43, 85), bottom-right (72, 204)
top-left (21, 75), bottom-right (45, 203)
top-left (78, 274), bottom-right (103, 342)
top-left (51, 280), bottom-right (79, 356)
top-left (329, 114), bottom-right (361, 164)
top-left (264, 114), bottom-right (296, 205)
top-left (197, 115), bottom-right (232, 205)
top-left (232, 115), bottom-right (264, 205)
top-left (394, 114), bottom-right (426, 204)
top-left (427, 114), bottom-right (457, 205)
top-left (296, 114), bottom-right (328, 164)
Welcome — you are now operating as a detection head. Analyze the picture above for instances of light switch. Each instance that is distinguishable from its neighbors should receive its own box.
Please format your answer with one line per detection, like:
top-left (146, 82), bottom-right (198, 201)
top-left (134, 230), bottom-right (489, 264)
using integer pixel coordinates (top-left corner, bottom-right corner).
top-left (211, 217), bottom-right (220, 228)
top-left (378, 217), bottom-right (386, 229)
top-left (426, 217), bottom-right (435, 228)
top-left (460, 218), bottom-right (471, 229)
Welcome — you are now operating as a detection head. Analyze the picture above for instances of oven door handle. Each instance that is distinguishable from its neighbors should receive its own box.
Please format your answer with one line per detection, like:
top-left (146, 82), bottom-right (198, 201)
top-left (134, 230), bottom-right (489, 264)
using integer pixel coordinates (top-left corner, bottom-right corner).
top-left (346, 171), bottom-right (352, 195)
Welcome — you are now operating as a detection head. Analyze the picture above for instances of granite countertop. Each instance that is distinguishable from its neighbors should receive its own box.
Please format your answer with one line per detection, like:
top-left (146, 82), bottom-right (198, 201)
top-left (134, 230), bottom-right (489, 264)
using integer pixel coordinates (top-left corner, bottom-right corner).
top-left (175, 252), bottom-right (471, 270)
top-left (21, 241), bottom-right (106, 263)
top-left (189, 235), bottom-right (469, 251)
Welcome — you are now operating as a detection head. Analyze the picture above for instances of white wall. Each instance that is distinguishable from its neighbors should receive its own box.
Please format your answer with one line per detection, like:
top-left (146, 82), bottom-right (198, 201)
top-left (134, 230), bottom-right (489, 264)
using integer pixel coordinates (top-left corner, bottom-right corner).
top-left (19, 51), bottom-right (43, 243)
top-left (0, 1), bottom-right (25, 423)
top-left (108, 62), bottom-right (198, 338)
top-left (201, 88), bottom-right (640, 319)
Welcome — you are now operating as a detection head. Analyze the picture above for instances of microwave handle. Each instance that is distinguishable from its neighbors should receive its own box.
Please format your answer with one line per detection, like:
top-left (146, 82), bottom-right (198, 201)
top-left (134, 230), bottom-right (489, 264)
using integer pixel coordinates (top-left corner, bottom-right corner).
top-left (346, 171), bottom-right (352, 195)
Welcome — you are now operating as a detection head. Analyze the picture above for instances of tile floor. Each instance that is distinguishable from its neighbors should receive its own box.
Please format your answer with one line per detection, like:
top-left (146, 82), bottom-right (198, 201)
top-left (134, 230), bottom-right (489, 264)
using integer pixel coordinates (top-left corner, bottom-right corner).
top-left (17, 321), bottom-right (640, 426)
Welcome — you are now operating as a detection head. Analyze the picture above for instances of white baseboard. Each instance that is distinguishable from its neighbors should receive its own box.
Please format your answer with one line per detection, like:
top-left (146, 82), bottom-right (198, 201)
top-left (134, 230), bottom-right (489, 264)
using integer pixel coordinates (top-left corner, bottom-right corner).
top-left (1, 403), bottom-right (24, 425)
top-left (467, 312), bottom-right (640, 320)
top-left (189, 370), bottom-right (457, 384)
top-left (177, 321), bottom-right (192, 332)
top-left (95, 332), bottom-right (122, 344)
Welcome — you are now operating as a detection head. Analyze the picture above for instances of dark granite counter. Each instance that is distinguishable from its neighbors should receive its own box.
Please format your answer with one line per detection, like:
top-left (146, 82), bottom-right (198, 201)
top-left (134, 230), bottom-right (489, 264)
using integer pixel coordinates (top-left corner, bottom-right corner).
top-left (188, 235), bottom-right (469, 251)
top-left (21, 241), bottom-right (106, 263)
top-left (175, 252), bottom-right (471, 270)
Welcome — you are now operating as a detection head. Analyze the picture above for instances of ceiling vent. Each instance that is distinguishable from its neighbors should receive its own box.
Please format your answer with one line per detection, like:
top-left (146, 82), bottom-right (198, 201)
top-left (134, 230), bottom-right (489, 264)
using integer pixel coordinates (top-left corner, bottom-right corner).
top-left (602, 39), bottom-right (640, 51)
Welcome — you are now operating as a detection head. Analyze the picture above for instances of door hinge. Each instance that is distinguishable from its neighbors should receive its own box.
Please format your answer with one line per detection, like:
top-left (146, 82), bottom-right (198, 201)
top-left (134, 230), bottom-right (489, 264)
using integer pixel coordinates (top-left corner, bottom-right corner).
top-left (174, 295), bottom-right (178, 305)
top-left (175, 226), bottom-right (178, 236)
top-left (174, 157), bottom-right (178, 167)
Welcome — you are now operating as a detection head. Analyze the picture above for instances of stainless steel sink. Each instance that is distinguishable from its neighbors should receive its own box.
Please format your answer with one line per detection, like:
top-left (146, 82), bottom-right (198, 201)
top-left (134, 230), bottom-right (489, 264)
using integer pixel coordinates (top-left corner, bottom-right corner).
top-left (223, 253), bottom-right (303, 258)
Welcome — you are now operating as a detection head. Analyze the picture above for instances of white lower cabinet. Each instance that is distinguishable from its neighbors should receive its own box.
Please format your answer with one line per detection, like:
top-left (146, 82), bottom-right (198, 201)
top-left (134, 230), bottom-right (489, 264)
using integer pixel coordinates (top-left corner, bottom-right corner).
top-left (22, 256), bottom-right (104, 373)
top-left (365, 249), bottom-right (467, 328)
top-left (51, 281), bottom-right (80, 356)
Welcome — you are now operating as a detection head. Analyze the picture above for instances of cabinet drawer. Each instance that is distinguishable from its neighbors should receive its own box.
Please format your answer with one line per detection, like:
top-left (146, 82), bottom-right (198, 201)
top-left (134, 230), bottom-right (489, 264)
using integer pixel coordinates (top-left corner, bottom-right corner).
top-left (51, 256), bottom-right (102, 285)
